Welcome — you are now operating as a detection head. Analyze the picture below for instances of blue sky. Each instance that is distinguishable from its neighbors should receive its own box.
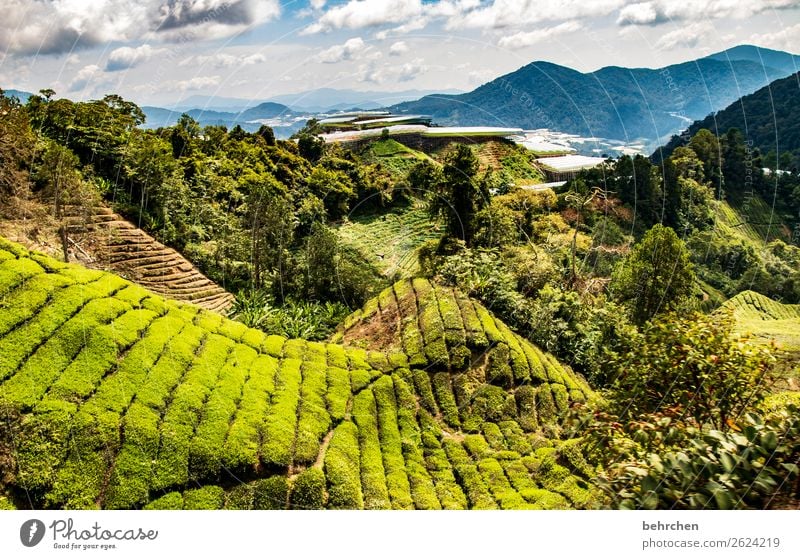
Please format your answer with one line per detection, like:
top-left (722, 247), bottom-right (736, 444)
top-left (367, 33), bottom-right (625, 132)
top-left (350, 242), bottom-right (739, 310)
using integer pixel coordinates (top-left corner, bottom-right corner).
top-left (1, 1), bottom-right (799, 106)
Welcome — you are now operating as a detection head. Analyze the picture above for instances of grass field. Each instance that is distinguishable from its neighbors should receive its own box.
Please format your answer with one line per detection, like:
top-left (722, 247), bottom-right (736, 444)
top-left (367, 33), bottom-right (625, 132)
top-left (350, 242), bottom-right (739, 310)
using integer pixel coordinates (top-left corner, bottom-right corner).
top-left (722, 290), bottom-right (800, 384)
top-left (360, 138), bottom-right (433, 179)
top-left (0, 237), bottom-right (594, 510)
top-left (336, 205), bottom-right (442, 278)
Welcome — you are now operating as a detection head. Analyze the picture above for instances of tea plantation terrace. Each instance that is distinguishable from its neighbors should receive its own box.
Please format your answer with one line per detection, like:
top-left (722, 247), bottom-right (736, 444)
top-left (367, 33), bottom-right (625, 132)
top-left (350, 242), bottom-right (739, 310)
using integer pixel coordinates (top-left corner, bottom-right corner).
top-left (0, 237), bottom-right (596, 510)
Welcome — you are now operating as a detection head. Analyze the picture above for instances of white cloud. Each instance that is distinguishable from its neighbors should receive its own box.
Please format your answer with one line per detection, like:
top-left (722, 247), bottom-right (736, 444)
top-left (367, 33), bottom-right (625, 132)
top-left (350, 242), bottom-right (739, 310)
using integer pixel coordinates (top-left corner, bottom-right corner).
top-left (69, 64), bottom-right (101, 91)
top-left (397, 58), bottom-right (428, 81)
top-left (181, 52), bottom-right (267, 69)
top-left (749, 22), bottom-right (800, 51)
top-left (318, 37), bottom-right (368, 63)
top-left (617, 2), bottom-right (663, 25)
top-left (170, 75), bottom-right (222, 91)
top-left (617, 0), bottom-right (800, 26)
top-left (310, 0), bottom-right (327, 8)
top-left (303, 0), bottom-right (424, 34)
top-left (389, 41), bottom-right (409, 56)
top-left (106, 44), bottom-right (165, 71)
top-left (357, 57), bottom-right (427, 83)
top-left (497, 21), bottom-right (582, 50)
top-left (0, 0), bottom-right (281, 55)
top-left (655, 21), bottom-right (714, 50)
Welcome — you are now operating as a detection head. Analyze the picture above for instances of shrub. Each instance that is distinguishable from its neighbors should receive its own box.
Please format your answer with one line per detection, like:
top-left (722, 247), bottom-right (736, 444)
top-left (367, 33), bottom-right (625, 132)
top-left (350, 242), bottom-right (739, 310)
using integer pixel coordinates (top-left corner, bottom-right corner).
top-left (261, 359), bottom-right (303, 467)
top-left (442, 439), bottom-right (497, 509)
top-left (392, 375), bottom-right (441, 510)
top-left (294, 360), bottom-right (331, 465)
top-left (224, 354), bottom-right (278, 469)
top-left (183, 486), bottom-right (225, 510)
top-left (290, 468), bottom-right (326, 510)
top-left (253, 476), bottom-right (289, 510)
top-left (352, 389), bottom-right (390, 509)
top-left (324, 421), bottom-right (364, 509)
top-left (431, 372), bottom-right (460, 428)
top-left (373, 376), bottom-right (414, 509)
top-left (607, 312), bottom-right (775, 429)
top-left (144, 492), bottom-right (184, 510)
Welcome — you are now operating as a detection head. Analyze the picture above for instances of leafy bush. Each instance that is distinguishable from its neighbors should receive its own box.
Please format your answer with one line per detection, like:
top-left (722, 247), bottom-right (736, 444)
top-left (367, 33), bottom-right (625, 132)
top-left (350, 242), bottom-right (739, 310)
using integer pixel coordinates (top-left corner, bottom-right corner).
top-left (606, 312), bottom-right (775, 429)
top-left (290, 467), bottom-right (326, 509)
top-left (594, 406), bottom-right (800, 509)
top-left (232, 293), bottom-right (349, 341)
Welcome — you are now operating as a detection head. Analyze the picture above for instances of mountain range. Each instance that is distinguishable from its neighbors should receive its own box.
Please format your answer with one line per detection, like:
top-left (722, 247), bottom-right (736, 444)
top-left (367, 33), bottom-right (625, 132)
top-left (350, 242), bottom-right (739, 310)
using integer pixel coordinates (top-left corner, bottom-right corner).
top-left (656, 70), bottom-right (800, 168)
top-left (391, 45), bottom-right (800, 147)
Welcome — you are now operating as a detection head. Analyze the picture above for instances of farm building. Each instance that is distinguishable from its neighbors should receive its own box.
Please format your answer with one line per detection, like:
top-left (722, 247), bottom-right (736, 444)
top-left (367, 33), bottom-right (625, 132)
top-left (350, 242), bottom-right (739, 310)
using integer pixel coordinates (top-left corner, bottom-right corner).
top-left (535, 154), bottom-right (608, 181)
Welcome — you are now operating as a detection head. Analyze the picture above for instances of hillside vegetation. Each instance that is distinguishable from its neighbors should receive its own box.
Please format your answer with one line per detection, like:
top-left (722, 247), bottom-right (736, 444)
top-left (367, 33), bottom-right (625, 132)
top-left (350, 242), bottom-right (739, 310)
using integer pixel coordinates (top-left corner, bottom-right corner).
top-left (0, 238), bottom-right (595, 510)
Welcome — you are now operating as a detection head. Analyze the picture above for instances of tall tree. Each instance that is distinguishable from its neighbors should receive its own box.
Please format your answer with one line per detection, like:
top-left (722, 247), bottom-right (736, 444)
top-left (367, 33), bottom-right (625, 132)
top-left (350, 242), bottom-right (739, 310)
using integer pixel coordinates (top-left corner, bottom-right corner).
top-left (611, 224), bottom-right (695, 325)
top-left (429, 144), bottom-right (486, 246)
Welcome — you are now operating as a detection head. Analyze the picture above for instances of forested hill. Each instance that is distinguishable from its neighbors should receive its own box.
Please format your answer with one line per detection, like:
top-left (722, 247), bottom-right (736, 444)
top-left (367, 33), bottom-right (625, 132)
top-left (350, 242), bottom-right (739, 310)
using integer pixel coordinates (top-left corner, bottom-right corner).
top-left (391, 45), bottom-right (800, 145)
top-left (655, 71), bottom-right (800, 169)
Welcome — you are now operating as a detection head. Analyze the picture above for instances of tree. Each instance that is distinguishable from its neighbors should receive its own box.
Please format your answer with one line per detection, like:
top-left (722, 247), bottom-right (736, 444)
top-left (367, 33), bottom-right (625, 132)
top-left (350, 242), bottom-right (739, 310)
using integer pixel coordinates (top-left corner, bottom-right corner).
top-left (610, 224), bottom-right (695, 325)
top-left (297, 133), bottom-right (324, 162)
top-left (307, 166), bottom-right (353, 220)
top-left (34, 140), bottom-right (98, 261)
top-left (429, 144), bottom-right (486, 246)
top-left (606, 312), bottom-right (774, 429)
top-left (0, 90), bottom-right (34, 202)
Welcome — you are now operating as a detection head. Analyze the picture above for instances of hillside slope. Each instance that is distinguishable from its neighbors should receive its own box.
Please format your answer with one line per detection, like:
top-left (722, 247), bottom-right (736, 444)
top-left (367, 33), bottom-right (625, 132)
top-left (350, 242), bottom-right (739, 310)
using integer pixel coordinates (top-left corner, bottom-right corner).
top-left (0, 204), bottom-right (234, 313)
top-left (392, 46), bottom-right (799, 143)
top-left (655, 71), bottom-right (800, 166)
top-left (0, 238), bottom-right (594, 510)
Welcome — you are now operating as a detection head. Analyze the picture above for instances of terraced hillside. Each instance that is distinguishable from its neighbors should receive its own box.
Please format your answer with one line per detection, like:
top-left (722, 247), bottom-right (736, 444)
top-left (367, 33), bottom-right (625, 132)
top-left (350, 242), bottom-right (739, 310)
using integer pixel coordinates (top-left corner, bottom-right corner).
top-left (337, 206), bottom-right (441, 278)
top-left (63, 206), bottom-right (234, 313)
top-left (0, 238), bottom-right (595, 510)
top-left (723, 290), bottom-right (800, 351)
top-left (722, 290), bottom-right (800, 382)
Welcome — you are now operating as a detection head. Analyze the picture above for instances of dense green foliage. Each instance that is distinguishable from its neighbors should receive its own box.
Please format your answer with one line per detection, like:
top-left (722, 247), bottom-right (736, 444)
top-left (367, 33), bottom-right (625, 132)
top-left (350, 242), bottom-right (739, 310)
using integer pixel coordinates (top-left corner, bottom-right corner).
top-left (0, 239), bottom-right (595, 510)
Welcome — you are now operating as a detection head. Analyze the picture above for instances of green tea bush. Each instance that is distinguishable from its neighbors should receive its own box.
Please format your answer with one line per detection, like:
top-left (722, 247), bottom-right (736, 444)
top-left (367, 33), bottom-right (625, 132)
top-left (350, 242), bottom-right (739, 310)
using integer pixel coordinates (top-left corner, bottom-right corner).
top-left (253, 476), bottom-right (289, 510)
top-left (392, 375), bottom-right (441, 510)
top-left (191, 344), bottom-right (257, 476)
top-left (352, 389), bottom-right (390, 509)
top-left (478, 458), bottom-right (531, 509)
top-left (262, 358), bottom-right (303, 466)
top-left (431, 372), bottom-right (460, 428)
top-left (144, 492), bottom-right (184, 510)
top-left (290, 468), bottom-right (326, 509)
top-left (442, 439), bottom-right (497, 509)
top-left (294, 360), bottom-right (331, 464)
top-left (373, 376), bottom-right (413, 509)
top-left (324, 421), bottom-right (364, 509)
top-left (183, 486), bottom-right (225, 509)
top-left (224, 354), bottom-right (278, 469)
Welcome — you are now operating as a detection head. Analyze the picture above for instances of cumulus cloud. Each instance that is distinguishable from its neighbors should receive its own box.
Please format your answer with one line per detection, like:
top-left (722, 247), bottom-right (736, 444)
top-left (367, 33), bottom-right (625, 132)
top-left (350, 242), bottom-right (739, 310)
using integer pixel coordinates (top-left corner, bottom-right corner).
top-left (397, 58), bottom-right (428, 81)
top-left (389, 41), bottom-right (409, 56)
top-left (106, 44), bottom-right (165, 71)
top-left (498, 21), bottom-right (582, 49)
top-left (617, 0), bottom-right (800, 26)
top-left (69, 64), bottom-right (101, 91)
top-left (318, 37), bottom-right (368, 63)
top-left (302, 0), bottom-right (424, 34)
top-left (180, 52), bottom-right (267, 68)
top-left (749, 22), bottom-right (800, 51)
top-left (0, 0), bottom-right (281, 55)
top-left (170, 75), bottom-right (222, 91)
top-left (654, 21), bottom-right (714, 50)
top-left (357, 57), bottom-right (427, 83)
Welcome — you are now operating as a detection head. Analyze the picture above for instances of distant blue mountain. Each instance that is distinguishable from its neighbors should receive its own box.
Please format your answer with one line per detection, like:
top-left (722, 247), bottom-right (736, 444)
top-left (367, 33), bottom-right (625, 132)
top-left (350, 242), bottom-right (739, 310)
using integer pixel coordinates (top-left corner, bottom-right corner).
top-left (391, 44), bottom-right (800, 146)
top-left (1, 88), bottom-right (33, 103)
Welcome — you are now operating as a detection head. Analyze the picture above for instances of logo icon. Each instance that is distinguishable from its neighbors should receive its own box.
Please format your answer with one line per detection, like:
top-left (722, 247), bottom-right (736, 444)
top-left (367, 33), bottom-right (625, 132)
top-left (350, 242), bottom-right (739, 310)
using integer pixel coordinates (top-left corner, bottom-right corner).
top-left (20, 519), bottom-right (45, 547)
